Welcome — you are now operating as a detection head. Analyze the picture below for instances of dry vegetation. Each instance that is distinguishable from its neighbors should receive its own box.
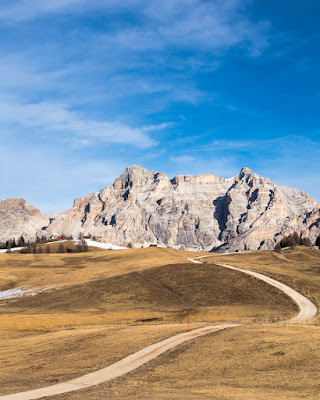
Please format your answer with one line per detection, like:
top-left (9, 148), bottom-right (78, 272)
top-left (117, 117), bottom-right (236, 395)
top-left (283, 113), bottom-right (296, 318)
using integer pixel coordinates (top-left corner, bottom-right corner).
top-left (45, 324), bottom-right (320, 400)
top-left (0, 246), bottom-right (319, 399)
top-left (204, 246), bottom-right (320, 324)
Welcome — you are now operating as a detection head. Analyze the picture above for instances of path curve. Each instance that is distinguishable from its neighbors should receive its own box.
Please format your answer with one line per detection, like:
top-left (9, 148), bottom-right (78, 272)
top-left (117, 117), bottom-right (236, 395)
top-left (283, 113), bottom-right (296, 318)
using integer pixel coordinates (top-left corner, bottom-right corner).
top-left (0, 324), bottom-right (239, 400)
top-left (1, 254), bottom-right (317, 399)
top-left (189, 255), bottom-right (317, 323)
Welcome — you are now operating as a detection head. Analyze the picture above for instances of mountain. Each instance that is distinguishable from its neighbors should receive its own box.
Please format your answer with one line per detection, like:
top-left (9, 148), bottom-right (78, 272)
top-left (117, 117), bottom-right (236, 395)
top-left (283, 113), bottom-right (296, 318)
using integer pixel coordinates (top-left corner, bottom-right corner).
top-left (0, 198), bottom-right (49, 244)
top-left (0, 167), bottom-right (319, 251)
top-left (39, 165), bottom-right (320, 251)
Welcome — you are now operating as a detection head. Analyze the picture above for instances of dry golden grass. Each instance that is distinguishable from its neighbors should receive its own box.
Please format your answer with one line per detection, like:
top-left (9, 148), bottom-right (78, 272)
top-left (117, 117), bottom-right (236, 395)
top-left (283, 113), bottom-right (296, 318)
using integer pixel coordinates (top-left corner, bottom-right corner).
top-left (49, 324), bottom-right (320, 400)
top-left (37, 240), bottom-right (103, 253)
top-left (0, 247), bottom-right (205, 290)
top-left (0, 323), bottom-right (200, 396)
top-left (204, 246), bottom-right (320, 324)
top-left (0, 262), bottom-right (297, 329)
top-left (0, 246), bottom-right (319, 399)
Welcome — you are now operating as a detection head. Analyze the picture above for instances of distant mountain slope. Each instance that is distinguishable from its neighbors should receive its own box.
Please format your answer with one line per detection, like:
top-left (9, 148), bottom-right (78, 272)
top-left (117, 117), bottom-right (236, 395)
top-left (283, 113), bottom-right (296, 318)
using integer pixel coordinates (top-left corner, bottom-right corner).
top-left (0, 198), bottom-right (49, 243)
top-left (40, 165), bottom-right (319, 251)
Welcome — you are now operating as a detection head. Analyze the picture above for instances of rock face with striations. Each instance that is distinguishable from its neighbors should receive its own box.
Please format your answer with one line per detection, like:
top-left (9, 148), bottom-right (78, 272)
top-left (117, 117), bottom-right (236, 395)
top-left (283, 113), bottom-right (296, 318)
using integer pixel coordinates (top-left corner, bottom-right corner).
top-left (0, 198), bottom-right (49, 243)
top-left (40, 165), bottom-right (320, 251)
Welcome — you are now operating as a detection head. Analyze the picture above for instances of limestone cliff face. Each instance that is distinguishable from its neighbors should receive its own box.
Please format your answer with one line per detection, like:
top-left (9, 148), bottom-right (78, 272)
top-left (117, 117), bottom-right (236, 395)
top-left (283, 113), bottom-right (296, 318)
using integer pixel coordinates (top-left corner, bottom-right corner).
top-left (0, 198), bottom-right (49, 243)
top-left (41, 165), bottom-right (320, 251)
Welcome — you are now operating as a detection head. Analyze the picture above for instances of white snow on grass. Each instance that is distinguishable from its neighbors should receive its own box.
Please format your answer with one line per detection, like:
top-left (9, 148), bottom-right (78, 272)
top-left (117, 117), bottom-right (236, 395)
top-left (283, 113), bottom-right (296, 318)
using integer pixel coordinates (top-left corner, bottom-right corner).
top-left (76, 239), bottom-right (127, 250)
top-left (0, 239), bottom-right (128, 254)
top-left (0, 285), bottom-right (61, 303)
top-left (0, 247), bottom-right (24, 253)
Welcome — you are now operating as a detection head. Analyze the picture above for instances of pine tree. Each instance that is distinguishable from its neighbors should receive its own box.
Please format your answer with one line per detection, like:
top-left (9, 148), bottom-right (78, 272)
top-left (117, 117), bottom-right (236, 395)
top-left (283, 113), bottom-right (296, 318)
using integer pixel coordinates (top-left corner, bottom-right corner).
top-left (302, 237), bottom-right (312, 247)
top-left (292, 232), bottom-right (302, 246)
top-left (274, 242), bottom-right (282, 253)
top-left (18, 236), bottom-right (25, 247)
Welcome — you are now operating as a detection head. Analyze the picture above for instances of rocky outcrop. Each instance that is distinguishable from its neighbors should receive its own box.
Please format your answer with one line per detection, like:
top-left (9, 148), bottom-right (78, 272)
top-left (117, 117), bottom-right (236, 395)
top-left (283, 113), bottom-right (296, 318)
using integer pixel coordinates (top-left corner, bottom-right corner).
top-left (40, 166), bottom-right (320, 251)
top-left (0, 167), bottom-right (319, 251)
top-left (0, 198), bottom-right (49, 243)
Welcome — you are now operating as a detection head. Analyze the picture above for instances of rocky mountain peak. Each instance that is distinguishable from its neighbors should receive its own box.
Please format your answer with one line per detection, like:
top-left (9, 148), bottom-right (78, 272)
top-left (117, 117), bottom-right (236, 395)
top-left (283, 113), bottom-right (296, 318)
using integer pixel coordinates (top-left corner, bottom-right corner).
top-left (0, 198), bottom-right (42, 217)
top-left (113, 165), bottom-right (159, 191)
top-left (238, 167), bottom-right (252, 180)
top-left (1, 166), bottom-right (319, 252)
top-left (0, 198), bottom-right (49, 243)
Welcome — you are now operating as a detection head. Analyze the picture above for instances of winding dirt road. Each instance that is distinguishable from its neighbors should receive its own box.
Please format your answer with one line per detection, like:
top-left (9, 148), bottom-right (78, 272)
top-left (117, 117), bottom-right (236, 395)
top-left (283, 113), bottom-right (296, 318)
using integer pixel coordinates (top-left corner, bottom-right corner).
top-left (0, 324), bottom-right (239, 400)
top-left (0, 255), bottom-right (317, 400)
top-left (189, 255), bottom-right (317, 323)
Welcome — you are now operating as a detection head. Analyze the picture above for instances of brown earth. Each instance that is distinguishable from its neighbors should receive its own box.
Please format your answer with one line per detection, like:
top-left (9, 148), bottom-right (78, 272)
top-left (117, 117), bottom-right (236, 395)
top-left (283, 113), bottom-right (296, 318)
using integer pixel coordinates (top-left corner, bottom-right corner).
top-left (44, 325), bottom-right (319, 400)
top-left (0, 246), bottom-right (319, 399)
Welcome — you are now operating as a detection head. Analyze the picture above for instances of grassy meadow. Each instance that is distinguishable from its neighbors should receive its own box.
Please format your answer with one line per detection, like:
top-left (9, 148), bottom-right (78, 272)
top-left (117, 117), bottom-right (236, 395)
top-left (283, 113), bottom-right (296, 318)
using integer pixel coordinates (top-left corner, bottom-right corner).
top-left (0, 246), bottom-right (319, 399)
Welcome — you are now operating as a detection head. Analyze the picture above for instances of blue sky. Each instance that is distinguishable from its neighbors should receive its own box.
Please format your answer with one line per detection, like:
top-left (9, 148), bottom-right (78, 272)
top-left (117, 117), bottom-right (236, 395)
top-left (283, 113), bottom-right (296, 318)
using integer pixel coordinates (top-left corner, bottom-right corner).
top-left (1, 0), bottom-right (320, 213)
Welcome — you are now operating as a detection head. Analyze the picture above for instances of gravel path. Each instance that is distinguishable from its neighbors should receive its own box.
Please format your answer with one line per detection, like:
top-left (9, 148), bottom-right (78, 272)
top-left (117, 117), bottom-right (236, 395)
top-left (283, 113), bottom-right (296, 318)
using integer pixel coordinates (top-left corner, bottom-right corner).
top-left (0, 254), bottom-right (317, 399)
top-left (189, 255), bottom-right (317, 323)
top-left (0, 324), bottom-right (239, 400)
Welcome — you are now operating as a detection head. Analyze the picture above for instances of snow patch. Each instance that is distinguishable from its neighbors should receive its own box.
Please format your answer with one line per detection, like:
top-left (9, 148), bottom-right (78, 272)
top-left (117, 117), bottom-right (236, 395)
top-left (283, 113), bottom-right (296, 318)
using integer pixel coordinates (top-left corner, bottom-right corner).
top-left (76, 239), bottom-right (127, 250)
top-left (0, 285), bottom-right (60, 302)
top-left (0, 247), bottom-right (24, 253)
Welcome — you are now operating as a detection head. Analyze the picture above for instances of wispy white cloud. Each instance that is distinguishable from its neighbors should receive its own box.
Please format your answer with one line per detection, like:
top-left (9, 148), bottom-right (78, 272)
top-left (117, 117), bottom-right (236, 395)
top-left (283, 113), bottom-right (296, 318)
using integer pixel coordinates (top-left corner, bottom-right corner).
top-left (0, 0), bottom-right (88, 21)
top-left (101, 0), bottom-right (269, 56)
top-left (184, 136), bottom-right (313, 152)
top-left (0, 1), bottom-right (271, 123)
top-left (0, 1), bottom-right (270, 56)
top-left (170, 155), bottom-right (196, 163)
top-left (0, 101), bottom-right (160, 148)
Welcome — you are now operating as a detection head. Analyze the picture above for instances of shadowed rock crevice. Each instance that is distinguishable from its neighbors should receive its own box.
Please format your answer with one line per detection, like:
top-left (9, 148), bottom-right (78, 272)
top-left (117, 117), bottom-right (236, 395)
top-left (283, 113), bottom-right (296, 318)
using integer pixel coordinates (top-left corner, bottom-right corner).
top-left (1, 166), bottom-right (319, 252)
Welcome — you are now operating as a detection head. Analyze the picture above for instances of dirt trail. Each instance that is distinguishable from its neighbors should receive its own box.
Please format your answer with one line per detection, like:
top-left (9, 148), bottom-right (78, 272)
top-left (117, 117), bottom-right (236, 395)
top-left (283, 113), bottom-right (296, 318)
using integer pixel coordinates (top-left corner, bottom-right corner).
top-left (1, 254), bottom-right (317, 399)
top-left (189, 255), bottom-right (317, 323)
top-left (0, 324), bottom-right (239, 400)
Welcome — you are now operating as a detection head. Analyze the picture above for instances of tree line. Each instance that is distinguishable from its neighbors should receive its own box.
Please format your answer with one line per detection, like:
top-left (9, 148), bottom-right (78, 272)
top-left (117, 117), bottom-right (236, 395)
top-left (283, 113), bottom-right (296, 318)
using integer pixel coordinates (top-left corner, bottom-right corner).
top-left (274, 232), bottom-right (320, 252)
top-left (1, 235), bottom-right (89, 254)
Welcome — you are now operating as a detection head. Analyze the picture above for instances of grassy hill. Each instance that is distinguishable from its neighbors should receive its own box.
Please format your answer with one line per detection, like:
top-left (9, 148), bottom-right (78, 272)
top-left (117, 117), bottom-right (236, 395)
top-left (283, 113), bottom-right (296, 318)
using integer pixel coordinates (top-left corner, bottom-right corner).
top-left (0, 246), bottom-right (319, 399)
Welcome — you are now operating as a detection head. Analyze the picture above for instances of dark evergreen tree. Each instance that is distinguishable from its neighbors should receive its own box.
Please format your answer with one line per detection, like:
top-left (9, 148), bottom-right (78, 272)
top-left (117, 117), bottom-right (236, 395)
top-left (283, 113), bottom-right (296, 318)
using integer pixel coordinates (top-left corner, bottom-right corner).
top-left (274, 242), bottom-right (282, 253)
top-left (292, 232), bottom-right (302, 246)
top-left (18, 236), bottom-right (25, 247)
top-left (302, 237), bottom-right (312, 247)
